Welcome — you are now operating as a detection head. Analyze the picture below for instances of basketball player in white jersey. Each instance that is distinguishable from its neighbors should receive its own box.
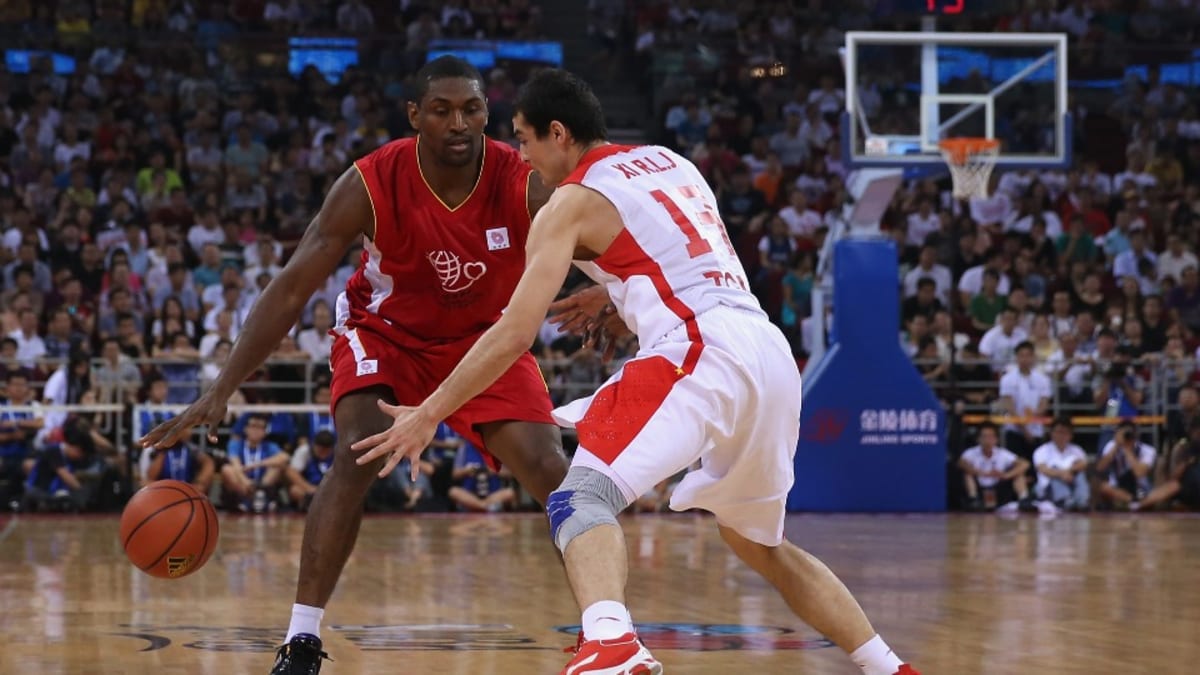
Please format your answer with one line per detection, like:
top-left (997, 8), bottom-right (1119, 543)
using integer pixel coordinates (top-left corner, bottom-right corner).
top-left (351, 69), bottom-right (919, 675)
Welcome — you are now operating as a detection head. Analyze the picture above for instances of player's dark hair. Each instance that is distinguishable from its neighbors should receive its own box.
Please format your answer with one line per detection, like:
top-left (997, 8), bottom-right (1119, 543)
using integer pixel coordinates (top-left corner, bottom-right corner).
top-left (977, 421), bottom-right (998, 436)
top-left (1014, 340), bottom-right (1034, 354)
top-left (412, 56), bottom-right (485, 104)
top-left (514, 69), bottom-right (607, 144)
top-left (314, 430), bottom-right (336, 448)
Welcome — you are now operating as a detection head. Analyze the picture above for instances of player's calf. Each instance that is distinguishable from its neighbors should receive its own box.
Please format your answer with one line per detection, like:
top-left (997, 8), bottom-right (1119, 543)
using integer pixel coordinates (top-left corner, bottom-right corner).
top-left (716, 524), bottom-right (916, 675)
top-left (548, 468), bottom-right (665, 675)
top-left (285, 387), bottom-right (398, 610)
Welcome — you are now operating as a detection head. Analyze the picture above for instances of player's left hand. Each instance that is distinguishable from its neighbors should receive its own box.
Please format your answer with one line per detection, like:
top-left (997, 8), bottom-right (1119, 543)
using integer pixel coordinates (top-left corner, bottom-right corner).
top-left (350, 401), bottom-right (438, 480)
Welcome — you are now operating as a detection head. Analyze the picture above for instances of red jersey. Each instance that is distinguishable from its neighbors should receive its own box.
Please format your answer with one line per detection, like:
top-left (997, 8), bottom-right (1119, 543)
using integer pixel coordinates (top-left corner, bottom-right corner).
top-left (339, 136), bottom-right (534, 349)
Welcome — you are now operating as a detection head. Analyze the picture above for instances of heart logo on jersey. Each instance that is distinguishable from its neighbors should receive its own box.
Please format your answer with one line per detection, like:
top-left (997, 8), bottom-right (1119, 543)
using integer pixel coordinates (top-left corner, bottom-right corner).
top-left (427, 250), bottom-right (488, 293)
top-left (463, 261), bottom-right (487, 282)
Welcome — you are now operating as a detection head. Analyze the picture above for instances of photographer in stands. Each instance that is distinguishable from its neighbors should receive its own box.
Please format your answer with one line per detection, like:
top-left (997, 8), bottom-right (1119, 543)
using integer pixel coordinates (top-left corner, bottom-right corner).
top-left (1094, 420), bottom-right (1156, 510)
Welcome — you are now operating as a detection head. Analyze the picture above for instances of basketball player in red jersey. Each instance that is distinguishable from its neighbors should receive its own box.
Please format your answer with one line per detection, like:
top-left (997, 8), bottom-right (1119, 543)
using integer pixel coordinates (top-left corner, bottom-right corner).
top-left (354, 69), bottom-right (920, 675)
top-left (139, 57), bottom-right (569, 674)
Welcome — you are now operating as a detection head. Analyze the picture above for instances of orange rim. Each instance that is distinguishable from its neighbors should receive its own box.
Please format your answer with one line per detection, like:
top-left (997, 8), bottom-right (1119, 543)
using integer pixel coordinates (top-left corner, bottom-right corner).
top-left (938, 137), bottom-right (1000, 165)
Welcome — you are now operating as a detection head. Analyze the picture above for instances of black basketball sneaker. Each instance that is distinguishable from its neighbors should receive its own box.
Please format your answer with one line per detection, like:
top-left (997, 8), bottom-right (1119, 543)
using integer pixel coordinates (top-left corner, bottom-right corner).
top-left (270, 633), bottom-right (329, 674)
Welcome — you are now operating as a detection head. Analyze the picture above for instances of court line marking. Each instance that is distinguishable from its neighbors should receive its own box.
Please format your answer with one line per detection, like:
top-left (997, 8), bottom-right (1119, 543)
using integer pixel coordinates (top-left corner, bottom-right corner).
top-left (0, 514), bottom-right (17, 544)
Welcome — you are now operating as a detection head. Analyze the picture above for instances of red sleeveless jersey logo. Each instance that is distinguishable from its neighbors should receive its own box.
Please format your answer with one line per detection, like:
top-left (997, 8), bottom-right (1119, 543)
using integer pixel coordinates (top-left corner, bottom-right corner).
top-left (344, 137), bottom-right (534, 348)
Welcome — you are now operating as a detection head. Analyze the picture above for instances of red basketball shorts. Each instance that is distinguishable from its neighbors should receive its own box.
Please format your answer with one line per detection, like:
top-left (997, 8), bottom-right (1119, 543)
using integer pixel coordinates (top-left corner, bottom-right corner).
top-left (328, 326), bottom-right (555, 468)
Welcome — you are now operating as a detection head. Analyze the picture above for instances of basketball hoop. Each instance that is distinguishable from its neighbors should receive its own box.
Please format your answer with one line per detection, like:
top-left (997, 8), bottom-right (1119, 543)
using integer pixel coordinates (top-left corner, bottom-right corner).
top-left (938, 138), bottom-right (1000, 200)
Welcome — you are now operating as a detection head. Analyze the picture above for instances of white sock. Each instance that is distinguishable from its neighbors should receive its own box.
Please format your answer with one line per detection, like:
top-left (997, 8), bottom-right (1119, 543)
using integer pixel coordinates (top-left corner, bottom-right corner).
top-left (286, 603), bottom-right (325, 641)
top-left (850, 634), bottom-right (904, 675)
top-left (581, 600), bottom-right (633, 641)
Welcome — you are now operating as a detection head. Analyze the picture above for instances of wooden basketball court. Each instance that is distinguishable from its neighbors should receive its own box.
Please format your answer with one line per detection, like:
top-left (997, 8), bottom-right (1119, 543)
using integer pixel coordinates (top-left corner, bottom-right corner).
top-left (1, 512), bottom-right (1197, 674)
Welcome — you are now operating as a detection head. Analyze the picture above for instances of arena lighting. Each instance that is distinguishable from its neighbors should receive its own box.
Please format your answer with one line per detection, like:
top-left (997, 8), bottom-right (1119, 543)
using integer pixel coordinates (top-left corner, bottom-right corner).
top-left (427, 39), bottom-right (563, 67)
top-left (4, 50), bottom-right (76, 74)
top-left (288, 37), bottom-right (359, 82)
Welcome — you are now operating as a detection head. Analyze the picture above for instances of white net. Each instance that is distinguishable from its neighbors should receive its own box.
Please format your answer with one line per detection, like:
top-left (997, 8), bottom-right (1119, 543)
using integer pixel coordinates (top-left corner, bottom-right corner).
top-left (939, 139), bottom-right (1000, 200)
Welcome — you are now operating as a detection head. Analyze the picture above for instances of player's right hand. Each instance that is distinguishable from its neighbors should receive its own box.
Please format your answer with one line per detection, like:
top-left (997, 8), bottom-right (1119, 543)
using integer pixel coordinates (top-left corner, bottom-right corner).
top-left (586, 303), bottom-right (634, 363)
top-left (548, 284), bottom-right (611, 336)
top-left (549, 284), bottom-right (633, 361)
top-left (139, 393), bottom-right (228, 450)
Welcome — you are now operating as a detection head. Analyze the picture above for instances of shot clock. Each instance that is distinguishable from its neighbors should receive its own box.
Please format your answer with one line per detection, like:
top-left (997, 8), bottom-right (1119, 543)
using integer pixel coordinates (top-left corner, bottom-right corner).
top-left (888, 0), bottom-right (974, 15)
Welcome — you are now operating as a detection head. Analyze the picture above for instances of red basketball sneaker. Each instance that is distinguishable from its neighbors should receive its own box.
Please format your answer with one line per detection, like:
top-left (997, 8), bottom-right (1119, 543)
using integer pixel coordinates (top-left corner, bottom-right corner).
top-left (560, 632), bottom-right (663, 675)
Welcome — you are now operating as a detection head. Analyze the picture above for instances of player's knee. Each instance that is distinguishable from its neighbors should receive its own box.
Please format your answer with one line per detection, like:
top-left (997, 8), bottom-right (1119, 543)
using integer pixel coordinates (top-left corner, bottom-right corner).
top-left (526, 451), bottom-right (569, 505)
top-left (328, 437), bottom-right (385, 483)
top-left (546, 467), bottom-right (628, 554)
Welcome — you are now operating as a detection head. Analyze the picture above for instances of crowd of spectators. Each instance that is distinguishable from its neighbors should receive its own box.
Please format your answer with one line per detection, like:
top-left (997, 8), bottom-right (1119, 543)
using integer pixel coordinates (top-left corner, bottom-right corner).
top-left (6, 1), bottom-right (1200, 515)
top-left (0, 0), bottom-right (555, 514)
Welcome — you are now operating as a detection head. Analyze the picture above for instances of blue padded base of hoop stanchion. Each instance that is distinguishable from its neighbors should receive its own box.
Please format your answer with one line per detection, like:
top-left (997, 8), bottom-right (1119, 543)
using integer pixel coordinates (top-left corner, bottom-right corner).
top-left (788, 238), bottom-right (947, 513)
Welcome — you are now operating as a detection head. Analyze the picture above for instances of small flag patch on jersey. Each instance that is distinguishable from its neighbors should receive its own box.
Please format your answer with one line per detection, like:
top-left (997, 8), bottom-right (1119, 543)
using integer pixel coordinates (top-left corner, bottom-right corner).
top-left (357, 359), bottom-right (379, 376)
top-left (486, 227), bottom-right (511, 251)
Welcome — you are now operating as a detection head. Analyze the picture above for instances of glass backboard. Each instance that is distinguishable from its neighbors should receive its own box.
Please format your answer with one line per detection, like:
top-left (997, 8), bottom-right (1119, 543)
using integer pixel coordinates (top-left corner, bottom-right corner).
top-left (842, 31), bottom-right (1070, 170)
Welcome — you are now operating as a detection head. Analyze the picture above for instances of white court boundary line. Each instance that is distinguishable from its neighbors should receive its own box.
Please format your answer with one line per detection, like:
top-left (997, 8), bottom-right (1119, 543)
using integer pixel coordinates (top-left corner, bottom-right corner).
top-left (0, 514), bottom-right (17, 544)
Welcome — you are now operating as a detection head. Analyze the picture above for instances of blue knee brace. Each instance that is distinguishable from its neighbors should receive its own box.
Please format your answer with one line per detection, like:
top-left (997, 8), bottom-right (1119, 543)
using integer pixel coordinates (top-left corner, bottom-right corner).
top-left (546, 467), bottom-right (628, 553)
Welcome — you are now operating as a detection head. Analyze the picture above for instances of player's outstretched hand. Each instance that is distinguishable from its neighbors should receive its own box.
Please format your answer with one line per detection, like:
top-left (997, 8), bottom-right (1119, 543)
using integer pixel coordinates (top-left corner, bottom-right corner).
top-left (548, 284), bottom-right (610, 336)
top-left (351, 400), bottom-right (438, 480)
top-left (139, 392), bottom-right (228, 450)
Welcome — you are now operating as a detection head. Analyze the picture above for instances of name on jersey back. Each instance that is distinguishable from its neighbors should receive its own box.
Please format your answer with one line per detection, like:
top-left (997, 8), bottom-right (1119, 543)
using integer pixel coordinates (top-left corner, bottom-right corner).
top-left (610, 151), bottom-right (678, 180)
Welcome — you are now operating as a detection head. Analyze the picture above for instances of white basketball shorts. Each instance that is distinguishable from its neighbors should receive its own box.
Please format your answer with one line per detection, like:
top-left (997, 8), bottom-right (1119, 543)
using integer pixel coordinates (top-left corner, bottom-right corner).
top-left (552, 305), bottom-right (801, 546)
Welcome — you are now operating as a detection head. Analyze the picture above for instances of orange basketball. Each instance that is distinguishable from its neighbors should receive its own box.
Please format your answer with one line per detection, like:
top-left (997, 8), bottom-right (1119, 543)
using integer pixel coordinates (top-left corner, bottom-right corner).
top-left (120, 480), bottom-right (219, 579)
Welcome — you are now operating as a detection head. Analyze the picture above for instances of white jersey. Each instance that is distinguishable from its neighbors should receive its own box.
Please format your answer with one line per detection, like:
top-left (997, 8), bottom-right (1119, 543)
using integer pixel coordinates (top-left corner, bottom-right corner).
top-left (960, 445), bottom-right (1020, 488)
top-left (567, 144), bottom-right (766, 349)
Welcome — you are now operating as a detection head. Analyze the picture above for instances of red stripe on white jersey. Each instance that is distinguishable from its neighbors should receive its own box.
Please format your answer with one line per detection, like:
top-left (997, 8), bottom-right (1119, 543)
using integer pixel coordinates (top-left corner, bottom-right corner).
top-left (594, 229), bottom-right (704, 375)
